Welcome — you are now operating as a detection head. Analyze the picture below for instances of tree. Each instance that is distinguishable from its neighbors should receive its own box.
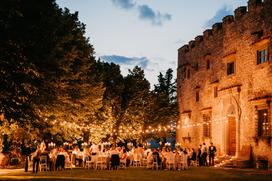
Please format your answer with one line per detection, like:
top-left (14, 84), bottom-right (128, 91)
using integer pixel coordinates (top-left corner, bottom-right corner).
top-left (118, 66), bottom-right (151, 142)
top-left (149, 68), bottom-right (179, 142)
top-left (96, 65), bottom-right (151, 144)
top-left (0, 0), bottom-right (105, 144)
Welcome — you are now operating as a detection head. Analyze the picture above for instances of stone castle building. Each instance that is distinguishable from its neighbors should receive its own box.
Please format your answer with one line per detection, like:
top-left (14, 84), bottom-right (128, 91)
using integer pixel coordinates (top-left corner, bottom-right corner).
top-left (176, 0), bottom-right (272, 165)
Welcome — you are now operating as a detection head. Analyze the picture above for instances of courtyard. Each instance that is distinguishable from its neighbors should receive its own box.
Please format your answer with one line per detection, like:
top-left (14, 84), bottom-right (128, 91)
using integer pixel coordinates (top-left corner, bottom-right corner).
top-left (0, 167), bottom-right (271, 181)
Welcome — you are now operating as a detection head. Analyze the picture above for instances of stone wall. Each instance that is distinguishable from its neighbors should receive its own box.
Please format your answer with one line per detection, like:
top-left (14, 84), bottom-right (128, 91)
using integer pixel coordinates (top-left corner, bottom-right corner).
top-left (177, 0), bottom-right (272, 166)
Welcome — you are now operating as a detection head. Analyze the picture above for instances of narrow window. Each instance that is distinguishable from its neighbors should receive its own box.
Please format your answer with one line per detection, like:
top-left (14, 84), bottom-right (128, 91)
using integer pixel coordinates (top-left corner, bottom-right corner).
top-left (203, 114), bottom-right (211, 138)
top-left (206, 59), bottom-right (210, 70)
top-left (196, 90), bottom-right (199, 102)
top-left (195, 63), bottom-right (199, 71)
top-left (187, 69), bottom-right (190, 79)
top-left (182, 68), bottom-right (186, 79)
top-left (257, 49), bottom-right (268, 65)
top-left (214, 87), bottom-right (218, 98)
top-left (257, 109), bottom-right (269, 138)
top-left (227, 61), bottom-right (235, 75)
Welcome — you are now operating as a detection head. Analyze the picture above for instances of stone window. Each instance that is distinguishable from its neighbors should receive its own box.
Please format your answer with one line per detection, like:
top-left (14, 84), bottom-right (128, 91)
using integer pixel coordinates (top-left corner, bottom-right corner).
top-left (214, 87), bottom-right (218, 98)
top-left (182, 68), bottom-right (186, 80)
top-left (257, 109), bottom-right (270, 138)
top-left (227, 61), bottom-right (235, 75)
top-left (187, 69), bottom-right (190, 79)
top-left (257, 49), bottom-right (268, 65)
top-left (206, 59), bottom-right (210, 70)
top-left (196, 90), bottom-right (199, 102)
top-left (194, 62), bottom-right (199, 71)
top-left (203, 114), bottom-right (211, 138)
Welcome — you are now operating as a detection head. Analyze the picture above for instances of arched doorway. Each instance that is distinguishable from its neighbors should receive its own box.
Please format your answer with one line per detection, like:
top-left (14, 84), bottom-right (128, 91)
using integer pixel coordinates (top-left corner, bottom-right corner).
top-left (226, 105), bottom-right (236, 156)
top-left (227, 116), bottom-right (236, 156)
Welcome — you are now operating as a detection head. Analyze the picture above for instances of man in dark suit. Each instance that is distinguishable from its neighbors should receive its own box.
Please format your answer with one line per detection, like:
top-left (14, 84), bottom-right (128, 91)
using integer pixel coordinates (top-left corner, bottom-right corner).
top-left (208, 142), bottom-right (216, 166)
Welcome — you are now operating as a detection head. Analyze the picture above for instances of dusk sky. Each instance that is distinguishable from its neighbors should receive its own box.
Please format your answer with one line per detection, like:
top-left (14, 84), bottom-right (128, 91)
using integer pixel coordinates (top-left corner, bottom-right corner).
top-left (56, 0), bottom-right (247, 87)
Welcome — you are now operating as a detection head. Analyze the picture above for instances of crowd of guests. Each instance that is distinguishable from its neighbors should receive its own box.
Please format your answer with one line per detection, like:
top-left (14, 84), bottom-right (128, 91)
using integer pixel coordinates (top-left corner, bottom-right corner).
top-left (26, 141), bottom-right (217, 173)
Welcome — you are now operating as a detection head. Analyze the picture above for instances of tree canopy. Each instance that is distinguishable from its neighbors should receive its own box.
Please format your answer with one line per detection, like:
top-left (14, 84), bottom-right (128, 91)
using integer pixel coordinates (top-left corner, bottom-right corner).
top-left (0, 0), bottom-right (178, 148)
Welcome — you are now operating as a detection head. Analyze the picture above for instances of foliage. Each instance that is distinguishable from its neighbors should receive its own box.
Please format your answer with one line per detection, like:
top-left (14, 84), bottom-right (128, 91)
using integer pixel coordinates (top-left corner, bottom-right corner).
top-left (148, 68), bottom-right (179, 139)
top-left (0, 0), bottom-right (104, 144)
top-left (0, 0), bottom-right (179, 147)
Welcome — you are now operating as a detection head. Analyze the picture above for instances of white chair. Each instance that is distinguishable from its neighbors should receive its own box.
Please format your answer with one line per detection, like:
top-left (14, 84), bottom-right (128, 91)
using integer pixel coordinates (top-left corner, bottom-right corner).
top-left (175, 154), bottom-right (182, 170)
top-left (146, 155), bottom-right (153, 169)
top-left (39, 155), bottom-right (48, 172)
top-left (88, 155), bottom-right (97, 169)
top-left (65, 155), bottom-right (73, 170)
top-left (119, 157), bottom-right (127, 169)
top-left (133, 154), bottom-right (142, 167)
top-left (152, 155), bottom-right (160, 170)
top-left (96, 156), bottom-right (107, 170)
top-left (182, 154), bottom-right (188, 170)
top-left (166, 152), bottom-right (175, 170)
top-left (85, 156), bottom-right (92, 169)
top-left (141, 157), bottom-right (147, 167)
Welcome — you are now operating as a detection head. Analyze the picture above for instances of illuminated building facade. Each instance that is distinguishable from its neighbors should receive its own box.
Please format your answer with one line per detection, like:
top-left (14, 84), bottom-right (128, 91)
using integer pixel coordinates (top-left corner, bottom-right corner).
top-left (176, 0), bottom-right (272, 165)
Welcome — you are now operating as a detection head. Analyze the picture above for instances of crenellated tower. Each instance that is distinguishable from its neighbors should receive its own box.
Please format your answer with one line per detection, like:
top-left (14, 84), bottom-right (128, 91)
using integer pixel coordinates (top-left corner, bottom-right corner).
top-left (177, 0), bottom-right (272, 167)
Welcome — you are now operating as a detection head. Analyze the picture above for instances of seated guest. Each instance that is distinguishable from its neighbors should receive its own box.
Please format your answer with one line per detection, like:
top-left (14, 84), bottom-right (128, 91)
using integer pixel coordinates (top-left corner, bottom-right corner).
top-left (146, 151), bottom-right (153, 164)
top-left (119, 149), bottom-right (128, 167)
top-left (56, 147), bottom-right (67, 170)
top-left (110, 147), bottom-right (120, 170)
top-left (83, 147), bottom-right (91, 166)
top-left (175, 150), bottom-right (182, 170)
top-left (90, 143), bottom-right (99, 156)
top-left (72, 146), bottom-right (82, 167)
top-left (152, 149), bottom-right (162, 168)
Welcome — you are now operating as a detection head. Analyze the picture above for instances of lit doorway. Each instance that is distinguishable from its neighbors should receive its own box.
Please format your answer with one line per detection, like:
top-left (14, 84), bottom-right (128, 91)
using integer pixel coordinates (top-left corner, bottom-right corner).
top-left (228, 116), bottom-right (236, 156)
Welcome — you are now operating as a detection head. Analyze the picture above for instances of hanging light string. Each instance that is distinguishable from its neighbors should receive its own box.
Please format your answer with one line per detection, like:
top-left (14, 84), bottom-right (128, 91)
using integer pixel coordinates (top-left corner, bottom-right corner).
top-left (176, 115), bottom-right (253, 129)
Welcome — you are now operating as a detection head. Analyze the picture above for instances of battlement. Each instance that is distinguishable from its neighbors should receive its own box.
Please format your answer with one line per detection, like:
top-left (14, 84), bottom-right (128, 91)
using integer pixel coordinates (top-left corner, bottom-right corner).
top-left (195, 35), bottom-right (203, 45)
top-left (234, 6), bottom-right (247, 19)
top-left (248, 0), bottom-right (263, 12)
top-left (203, 29), bottom-right (213, 40)
top-left (223, 15), bottom-right (234, 25)
top-left (178, 0), bottom-right (271, 55)
top-left (189, 40), bottom-right (196, 49)
top-left (178, 44), bottom-right (189, 53)
top-left (212, 23), bottom-right (223, 33)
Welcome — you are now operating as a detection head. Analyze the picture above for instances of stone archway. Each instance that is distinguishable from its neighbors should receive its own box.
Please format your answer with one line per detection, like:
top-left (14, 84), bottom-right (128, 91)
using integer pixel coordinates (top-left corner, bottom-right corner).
top-left (226, 104), bottom-right (237, 156)
top-left (227, 116), bottom-right (236, 156)
top-left (227, 104), bottom-right (236, 116)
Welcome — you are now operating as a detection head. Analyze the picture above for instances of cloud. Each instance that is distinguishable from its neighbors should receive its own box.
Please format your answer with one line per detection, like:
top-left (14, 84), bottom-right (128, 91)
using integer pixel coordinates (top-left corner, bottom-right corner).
top-left (111, 0), bottom-right (171, 26)
top-left (138, 5), bottom-right (171, 26)
top-left (111, 0), bottom-right (135, 9)
top-left (100, 55), bottom-right (176, 87)
top-left (100, 55), bottom-right (150, 69)
top-left (204, 6), bottom-right (233, 28)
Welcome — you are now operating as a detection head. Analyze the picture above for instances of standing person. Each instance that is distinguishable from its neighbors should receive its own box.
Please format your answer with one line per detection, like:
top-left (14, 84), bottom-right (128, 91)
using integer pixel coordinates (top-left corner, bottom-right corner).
top-left (197, 145), bottom-right (202, 166)
top-left (190, 148), bottom-right (197, 166)
top-left (208, 142), bottom-right (217, 166)
top-left (32, 146), bottom-right (41, 174)
top-left (201, 143), bottom-right (207, 166)
top-left (24, 144), bottom-right (31, 172)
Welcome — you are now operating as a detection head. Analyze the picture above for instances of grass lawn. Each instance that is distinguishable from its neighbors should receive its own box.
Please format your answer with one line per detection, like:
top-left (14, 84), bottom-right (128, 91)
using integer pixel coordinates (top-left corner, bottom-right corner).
top-left (0, 167), bottom-right (271, 181)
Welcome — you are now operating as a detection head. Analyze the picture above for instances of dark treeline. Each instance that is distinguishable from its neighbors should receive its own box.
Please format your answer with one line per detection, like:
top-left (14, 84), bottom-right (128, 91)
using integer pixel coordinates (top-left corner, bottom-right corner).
top-left (0, 0), bottom-right (178, 147)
